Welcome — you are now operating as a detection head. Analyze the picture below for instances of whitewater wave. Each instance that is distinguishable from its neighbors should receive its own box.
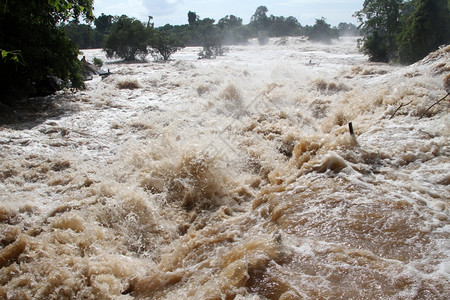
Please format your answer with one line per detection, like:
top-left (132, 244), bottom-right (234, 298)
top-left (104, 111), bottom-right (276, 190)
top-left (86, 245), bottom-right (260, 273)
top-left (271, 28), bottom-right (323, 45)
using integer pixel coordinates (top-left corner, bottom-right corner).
top-left (0, 38), bottom-right (449, 299)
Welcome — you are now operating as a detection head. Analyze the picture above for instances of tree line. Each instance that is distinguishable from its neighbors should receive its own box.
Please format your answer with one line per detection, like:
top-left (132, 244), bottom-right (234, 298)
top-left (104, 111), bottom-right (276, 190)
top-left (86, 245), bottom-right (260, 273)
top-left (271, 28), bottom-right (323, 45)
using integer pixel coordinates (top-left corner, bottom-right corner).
top-left (65, 6), bottom-right (358, 61)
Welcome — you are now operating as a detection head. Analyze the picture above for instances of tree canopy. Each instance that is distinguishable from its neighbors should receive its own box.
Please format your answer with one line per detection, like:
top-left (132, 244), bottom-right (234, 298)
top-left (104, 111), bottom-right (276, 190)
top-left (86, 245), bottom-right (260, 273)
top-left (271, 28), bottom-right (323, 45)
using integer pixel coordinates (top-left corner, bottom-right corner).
top-left (355, 0), bottom-right (450, 63)
top-left (354, 0), bottom-right (402, 62)
top-left (307, 18), bottom-right (338, 44)
top-left (397, 0), bottom-right (450, 64)
top-left (0, 0), bottom-right (94, 103)
top-left (103, 15), bottom-right (150, 61)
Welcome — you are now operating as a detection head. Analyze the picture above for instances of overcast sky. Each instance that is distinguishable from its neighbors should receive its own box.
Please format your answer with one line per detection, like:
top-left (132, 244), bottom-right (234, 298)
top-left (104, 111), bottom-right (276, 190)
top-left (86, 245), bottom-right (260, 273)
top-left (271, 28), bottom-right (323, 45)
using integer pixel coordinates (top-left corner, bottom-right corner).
top-left (93, 0), bottom-right (363, 27)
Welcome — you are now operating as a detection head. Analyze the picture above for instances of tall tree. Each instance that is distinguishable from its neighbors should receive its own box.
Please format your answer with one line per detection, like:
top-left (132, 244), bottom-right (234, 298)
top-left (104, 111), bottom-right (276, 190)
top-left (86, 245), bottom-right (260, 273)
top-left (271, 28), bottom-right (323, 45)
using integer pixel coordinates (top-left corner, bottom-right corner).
top-left (398, 0), bottom-right (450, 64)
top-left (188, 11), bottom-right (199, 27)
top-left (308, 18), bottom-right (338, 43)
top-left (355, 0), bottom-right (402, 62)
top-left (0, 0), bottom-right (94, 103)
top-left (250, 5), bottom-right (270, 32)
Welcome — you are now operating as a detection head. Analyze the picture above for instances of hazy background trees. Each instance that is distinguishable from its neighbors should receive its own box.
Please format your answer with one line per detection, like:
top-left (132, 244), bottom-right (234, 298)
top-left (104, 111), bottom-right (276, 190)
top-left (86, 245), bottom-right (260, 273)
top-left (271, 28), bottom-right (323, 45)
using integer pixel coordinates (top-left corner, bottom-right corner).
top-left (65, 5), bottom-right (350, 54)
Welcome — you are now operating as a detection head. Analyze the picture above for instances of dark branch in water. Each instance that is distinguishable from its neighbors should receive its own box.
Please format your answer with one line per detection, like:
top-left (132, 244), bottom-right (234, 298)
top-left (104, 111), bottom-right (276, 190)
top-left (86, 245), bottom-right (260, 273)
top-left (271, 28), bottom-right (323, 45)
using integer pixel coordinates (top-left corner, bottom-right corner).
top-left (390, 101), bottom-right (412, 120)
top-left (419, 92), bottom-right (449, 119)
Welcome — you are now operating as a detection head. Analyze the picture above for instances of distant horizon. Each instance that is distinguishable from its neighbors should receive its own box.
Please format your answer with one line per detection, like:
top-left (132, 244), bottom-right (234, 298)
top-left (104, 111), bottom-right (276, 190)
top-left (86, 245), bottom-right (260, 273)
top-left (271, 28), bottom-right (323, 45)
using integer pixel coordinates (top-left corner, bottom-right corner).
top-left (93, 0), bottom-right (364, 27)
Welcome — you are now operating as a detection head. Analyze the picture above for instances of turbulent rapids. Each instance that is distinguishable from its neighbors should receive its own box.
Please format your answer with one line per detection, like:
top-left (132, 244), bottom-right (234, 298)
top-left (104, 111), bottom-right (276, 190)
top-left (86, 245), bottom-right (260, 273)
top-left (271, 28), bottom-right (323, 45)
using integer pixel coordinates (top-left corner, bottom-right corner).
top-left (0, 37), bottom-right (449, 299)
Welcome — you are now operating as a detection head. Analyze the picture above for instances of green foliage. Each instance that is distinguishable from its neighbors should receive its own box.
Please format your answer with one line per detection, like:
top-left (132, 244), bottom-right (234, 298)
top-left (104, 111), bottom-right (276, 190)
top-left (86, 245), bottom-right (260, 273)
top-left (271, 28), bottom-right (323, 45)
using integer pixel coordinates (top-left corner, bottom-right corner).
top-left (250, 5), bottom-right (269, 31)
top-left (197, 18), bottom-right (225, 58)
top-left (364, 31), bottom-right (389, 61)
top-left (249, 6), bottom-right (302, 38)
top-left (307, 18), bottom-right (339, 43)
top-left (188, 11), bottom-right (199, 27)
top-left (1, 49), bottom-right (24, 65)
top-left (158, 23), bottom-right (192, 46)
top-left (217, 15), bottom-right (252, 45)
top-left (63, 14), bottom-right (114, 49)
top-left (103, 15), bottom-right (150, 61)
top-left (149, 31), bottom-right (184, 61)
top-left (0, 0), bottom-right (93, 103)
top-left (95, 13), bottom-right (114, 35)
top-left (355, 0), bottom-right (402, 62)
top-left (218, 15), bottom-right (242, 29)
top-left (355, 0), bottom-right (450, 64)
top-left (268, 16), bottom-right (301, 37)
top-left (93, 57), bottom-right (103, 67)
top-left (64, 21), bottom-right (96, 49)
top-left (398, 0), bottom-right (450, 64)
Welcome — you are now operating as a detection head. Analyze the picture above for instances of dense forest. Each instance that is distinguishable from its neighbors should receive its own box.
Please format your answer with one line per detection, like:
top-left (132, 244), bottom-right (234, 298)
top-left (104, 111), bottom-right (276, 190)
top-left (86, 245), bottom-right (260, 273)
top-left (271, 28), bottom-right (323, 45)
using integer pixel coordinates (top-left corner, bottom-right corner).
top-left (1, 0), bottom-right (449, 105)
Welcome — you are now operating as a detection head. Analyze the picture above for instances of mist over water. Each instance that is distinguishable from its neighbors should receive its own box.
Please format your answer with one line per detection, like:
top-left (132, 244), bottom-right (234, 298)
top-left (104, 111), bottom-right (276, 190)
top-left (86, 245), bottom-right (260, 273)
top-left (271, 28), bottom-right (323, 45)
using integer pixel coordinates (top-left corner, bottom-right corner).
top-left (1, 37), bottom-right (449, 299)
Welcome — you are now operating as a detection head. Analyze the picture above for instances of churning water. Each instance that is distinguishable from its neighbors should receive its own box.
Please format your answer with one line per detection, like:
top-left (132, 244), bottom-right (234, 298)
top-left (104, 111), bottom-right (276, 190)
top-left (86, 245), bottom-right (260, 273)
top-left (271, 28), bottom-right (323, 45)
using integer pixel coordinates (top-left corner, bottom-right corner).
top-left (1, 37), bottom-right (449, 299)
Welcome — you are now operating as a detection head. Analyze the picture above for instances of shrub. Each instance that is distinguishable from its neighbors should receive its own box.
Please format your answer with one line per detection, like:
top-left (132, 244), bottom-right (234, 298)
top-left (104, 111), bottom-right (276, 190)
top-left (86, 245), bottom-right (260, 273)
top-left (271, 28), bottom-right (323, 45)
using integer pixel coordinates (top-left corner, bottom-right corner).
top-left (93, 57), bottom-right (103, 67)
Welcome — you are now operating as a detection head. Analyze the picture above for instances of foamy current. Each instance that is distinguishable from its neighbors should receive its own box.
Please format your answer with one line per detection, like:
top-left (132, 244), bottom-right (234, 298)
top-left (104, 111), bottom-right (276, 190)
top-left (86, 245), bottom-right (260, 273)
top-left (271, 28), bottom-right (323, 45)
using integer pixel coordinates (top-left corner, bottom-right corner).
top-left (1, 37), bottom-right (449, 299)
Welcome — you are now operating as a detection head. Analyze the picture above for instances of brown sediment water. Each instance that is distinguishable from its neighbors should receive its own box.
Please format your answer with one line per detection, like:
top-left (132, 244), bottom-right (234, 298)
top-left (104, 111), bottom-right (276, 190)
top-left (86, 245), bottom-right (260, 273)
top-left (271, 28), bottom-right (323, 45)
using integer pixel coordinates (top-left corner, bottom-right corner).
top-left (0, 38), bottom-right (449, 299)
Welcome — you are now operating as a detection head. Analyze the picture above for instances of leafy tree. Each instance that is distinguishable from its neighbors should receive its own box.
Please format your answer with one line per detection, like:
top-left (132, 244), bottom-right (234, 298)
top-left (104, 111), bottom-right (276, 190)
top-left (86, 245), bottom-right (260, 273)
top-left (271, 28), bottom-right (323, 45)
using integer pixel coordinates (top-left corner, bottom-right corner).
top-left (218, 15), bottom-right (243, 29)
top-left (251, 6), bottom-right (269, 25)
top-left (196, 18), bottom-right (225, 58)
top-left (158, 23), bottom-right (192, 46)
top-left (250, 5), bottom-right (270, 35)
top-left (307, 18), bottom-right (339, 43)
top-left (249, 6), bottom-right (302, 39)
top-left (95, 13), bottom-right (114, 35)
top-left (218, 15), bottom-right (250, 44)
top-left (103, 15), bottom-right (150, 61)
top-left (268, 15), bottom-right (301, 37)
top-left (64, 22), bottom-right (106, 49)
top-left (188, 11), bottom-right (199, 27)
top-left (0, 0), bottom-right (94, 103)
top-left (64, 21), bottom-right (95, 49)
top-left (149, 31), bottom-right (184, 61)
top-left (355, 0), bottom-right (402, 62)
top-left (398, 0), bottom-right (450, 64)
